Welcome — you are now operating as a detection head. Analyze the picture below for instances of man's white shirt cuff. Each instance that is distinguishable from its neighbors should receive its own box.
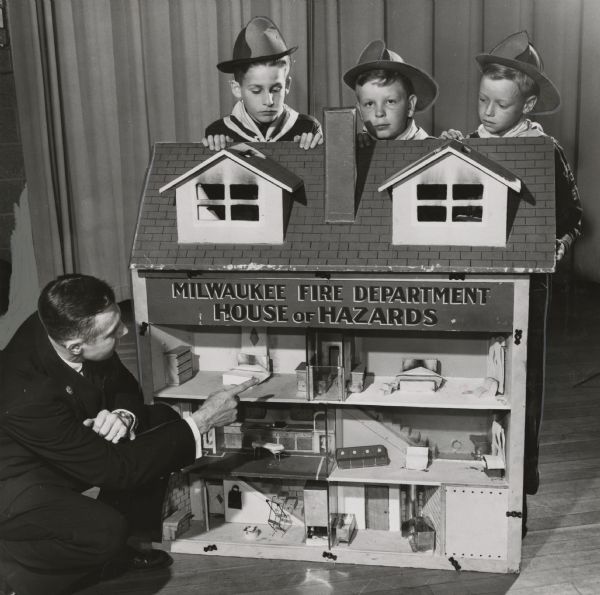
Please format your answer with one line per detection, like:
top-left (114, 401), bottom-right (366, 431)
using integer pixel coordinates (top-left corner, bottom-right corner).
top-left (184, 416), bottom-right (203, 459)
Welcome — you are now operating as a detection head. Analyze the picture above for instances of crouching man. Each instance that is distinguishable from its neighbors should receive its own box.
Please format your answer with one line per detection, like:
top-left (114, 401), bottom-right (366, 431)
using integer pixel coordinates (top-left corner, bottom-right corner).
top-left (0, 274), bottom-right (256, 595)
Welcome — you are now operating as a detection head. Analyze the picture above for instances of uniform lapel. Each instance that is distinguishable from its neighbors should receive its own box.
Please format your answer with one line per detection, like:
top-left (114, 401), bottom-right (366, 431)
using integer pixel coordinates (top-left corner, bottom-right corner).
top-left (34, 318), bottom-right (104, 420)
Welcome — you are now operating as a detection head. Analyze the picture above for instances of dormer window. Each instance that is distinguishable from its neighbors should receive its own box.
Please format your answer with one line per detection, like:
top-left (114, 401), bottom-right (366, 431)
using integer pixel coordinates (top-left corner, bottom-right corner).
top-left (160, 145), bottom-right (302, 245)
top-left (378, 141), bottom-right (521, 247)
top-left (197, 183), bottom-right (259, 222)
top-left (417, 184), bottom-right (484, 223)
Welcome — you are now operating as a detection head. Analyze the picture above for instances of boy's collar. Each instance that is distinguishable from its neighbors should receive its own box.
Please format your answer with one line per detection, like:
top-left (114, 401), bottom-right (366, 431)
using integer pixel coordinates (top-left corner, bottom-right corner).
top-left (476, 118), bottom-right (544, 138)
top-left (225, 101), bottom-right (299, 142)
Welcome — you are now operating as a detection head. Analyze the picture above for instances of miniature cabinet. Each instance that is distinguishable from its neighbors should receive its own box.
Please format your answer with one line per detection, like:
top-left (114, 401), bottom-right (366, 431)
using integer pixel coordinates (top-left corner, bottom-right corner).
top-left (131, 116), bottom-right (557, 574)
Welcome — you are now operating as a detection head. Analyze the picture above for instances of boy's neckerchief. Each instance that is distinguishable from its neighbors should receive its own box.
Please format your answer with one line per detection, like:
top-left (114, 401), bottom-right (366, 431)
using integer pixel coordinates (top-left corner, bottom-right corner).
top-left (476, 118), bottom-right (545, 138)
top-left (222, 101), bottom-right (300, 142)
top-left (395, 119), bottom-right (429, 140)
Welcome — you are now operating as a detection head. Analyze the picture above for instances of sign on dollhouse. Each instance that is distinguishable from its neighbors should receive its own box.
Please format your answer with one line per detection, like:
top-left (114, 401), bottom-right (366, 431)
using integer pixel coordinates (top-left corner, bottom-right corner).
top-left (146, 277), bottom-right (514, 331)
top-left (159, 144), bottom-right (303, 245)
top-left (378, 141), bottom-right (522, 247)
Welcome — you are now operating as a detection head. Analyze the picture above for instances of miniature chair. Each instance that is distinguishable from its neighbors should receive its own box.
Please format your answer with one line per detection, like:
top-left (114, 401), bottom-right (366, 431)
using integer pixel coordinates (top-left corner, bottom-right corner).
top-left (266, 498), bottom-right (292, 535)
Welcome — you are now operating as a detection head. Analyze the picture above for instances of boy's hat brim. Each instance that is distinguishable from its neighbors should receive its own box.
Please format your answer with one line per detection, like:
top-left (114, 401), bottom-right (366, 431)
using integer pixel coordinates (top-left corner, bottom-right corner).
top-left (217, 16), bottom-right (297, 73)
top-left (343, 40), bottom-right (438, 112)
top-left (475, 31), bottom-right (561, 114)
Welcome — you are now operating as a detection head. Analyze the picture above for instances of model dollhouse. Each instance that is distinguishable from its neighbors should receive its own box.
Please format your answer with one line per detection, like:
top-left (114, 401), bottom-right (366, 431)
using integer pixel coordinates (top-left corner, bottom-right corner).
top-left (130, 109), bottom-right (557, 573)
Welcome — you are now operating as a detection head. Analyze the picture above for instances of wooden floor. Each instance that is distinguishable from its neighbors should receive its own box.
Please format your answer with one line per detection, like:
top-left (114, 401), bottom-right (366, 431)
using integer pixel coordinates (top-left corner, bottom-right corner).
top-left (80, 281), bottom-right (600, 595)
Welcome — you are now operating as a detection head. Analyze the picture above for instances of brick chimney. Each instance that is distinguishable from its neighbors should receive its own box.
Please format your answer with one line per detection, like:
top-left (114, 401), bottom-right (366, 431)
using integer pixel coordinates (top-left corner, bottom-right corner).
top-left (324, 108), bottom-right (357, 223)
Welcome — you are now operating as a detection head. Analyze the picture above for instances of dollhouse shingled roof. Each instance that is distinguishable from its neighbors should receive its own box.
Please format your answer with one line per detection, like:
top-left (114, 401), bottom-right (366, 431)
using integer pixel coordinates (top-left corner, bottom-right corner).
top-left (159, 144), bottom-right (303, 194)
top-left (378, 139), bottom-right (521, 193)
top-left (130, 136), bottom-right (556, 273)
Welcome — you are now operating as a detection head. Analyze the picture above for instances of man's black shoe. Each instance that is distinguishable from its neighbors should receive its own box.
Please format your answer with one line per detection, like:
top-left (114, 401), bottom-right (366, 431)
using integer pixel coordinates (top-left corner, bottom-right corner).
top-left (127, 548), bottom-right (173, 571)
top-left (100, 546), bottom-right (173, 580)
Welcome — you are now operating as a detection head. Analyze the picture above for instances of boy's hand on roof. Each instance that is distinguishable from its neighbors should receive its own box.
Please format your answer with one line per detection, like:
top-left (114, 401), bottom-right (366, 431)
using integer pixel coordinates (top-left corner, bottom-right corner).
top-left (440, 129), bottom-right (465, 140)
top-left (294, 131), bottom-right (323, 150)
top-left (202, 134), bottom-right (232, 151)
top-left (357, 132), bottom-right (373, 148)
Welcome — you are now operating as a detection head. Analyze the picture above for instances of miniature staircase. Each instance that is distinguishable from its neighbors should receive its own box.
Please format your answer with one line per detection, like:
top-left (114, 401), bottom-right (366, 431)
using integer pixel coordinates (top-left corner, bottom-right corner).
top-left (344, 409), bottom-right (426, 460)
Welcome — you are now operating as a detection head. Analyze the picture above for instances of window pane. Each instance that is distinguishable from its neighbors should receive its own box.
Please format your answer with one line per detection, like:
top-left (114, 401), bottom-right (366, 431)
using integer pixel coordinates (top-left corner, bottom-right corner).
top-left (453, 184), bottom-right (483, 200)
top-left (197, 205), bottom-right (226, 220)
top-left (198, 183), bottom-right (224, 200)
top-left (417, 184), bottom-right (446, 200)
top-left (230, 184), bottom-right (258, 200)
top-left (231, 204), bottom-right (259, 221)
top-left (417, 206), bottom-right (446, 221)
top-left (453, 206), bottom-right (483, 222)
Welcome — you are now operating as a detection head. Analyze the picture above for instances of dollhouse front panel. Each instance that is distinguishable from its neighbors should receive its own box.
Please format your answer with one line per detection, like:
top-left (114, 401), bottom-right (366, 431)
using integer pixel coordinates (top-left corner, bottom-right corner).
top-left (444, 486), bottom-right (509, 561)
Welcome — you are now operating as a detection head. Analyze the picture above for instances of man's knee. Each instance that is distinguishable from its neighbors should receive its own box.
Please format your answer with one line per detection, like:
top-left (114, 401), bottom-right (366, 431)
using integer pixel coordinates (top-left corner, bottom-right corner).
top-left (87, 508), bottom-right (128, 563)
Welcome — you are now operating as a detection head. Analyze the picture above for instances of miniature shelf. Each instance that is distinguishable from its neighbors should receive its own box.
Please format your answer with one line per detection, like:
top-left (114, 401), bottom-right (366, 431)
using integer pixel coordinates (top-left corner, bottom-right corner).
top-left (154, 372), bottom-right (304, 403)
top-left (155, 372), bottom-right (510, 410)
top-left (183, 450), bottom-right (328, 481)
top-left (344, 376), bottom-right (509, 410)
top-left (328, 457), bottom-right (507, 488)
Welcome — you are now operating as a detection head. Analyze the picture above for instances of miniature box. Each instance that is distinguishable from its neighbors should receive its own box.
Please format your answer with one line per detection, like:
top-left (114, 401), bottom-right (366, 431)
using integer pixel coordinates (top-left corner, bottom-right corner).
top-left (295, 362), bottom-right (308, 396)
top-left (164, 345), bottom-right (193, 386)
top-left (330, 512), bottom-right (357, 545)
top-left (303, 481), bottom-right (328, 527)
top-left (405, 516), bottom-right (436, 552)
top-left (405, 446), bottom-right (429, 470)
top-left (223, 422), bottom-right (243, 449)
top-left (335, 445), bottom-right (389, 469)
top-left (483, 454), bottom-right (505, 478)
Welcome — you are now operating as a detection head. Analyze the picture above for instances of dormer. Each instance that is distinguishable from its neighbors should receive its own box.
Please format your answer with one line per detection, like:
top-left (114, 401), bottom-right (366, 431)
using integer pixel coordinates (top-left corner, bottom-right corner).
top-left (378, 140), bottom-right (522, 247)
top-left (159, 144), bottom-right (303, 244)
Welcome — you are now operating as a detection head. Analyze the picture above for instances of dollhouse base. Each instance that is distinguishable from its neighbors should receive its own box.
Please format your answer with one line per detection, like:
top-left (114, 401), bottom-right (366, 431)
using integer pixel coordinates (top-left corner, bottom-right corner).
top-left (169, 519), bottom-right (515, 573)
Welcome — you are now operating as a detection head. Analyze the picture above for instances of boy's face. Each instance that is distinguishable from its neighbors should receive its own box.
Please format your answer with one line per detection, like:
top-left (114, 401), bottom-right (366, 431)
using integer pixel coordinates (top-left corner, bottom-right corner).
top-left (356, 79), bottom-right (417, 140)
top-left (478, 75), bottom-right (537, 135)
top-left (231, 63), bottom-right (290, 124)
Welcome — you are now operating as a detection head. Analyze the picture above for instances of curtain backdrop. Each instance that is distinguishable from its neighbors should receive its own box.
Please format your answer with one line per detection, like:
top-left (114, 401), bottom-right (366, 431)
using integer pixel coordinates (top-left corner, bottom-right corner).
top-left (8, 0), bottom-right (600, 297)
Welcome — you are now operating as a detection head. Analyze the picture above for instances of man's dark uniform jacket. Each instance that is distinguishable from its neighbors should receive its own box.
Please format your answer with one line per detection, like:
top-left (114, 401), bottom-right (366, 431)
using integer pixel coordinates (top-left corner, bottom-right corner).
top-left (0, 313), bottom-right (197, 595)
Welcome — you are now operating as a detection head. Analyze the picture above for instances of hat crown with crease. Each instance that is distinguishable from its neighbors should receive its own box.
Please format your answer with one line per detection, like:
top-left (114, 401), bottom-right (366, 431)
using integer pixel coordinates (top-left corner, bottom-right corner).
top-left (343, 40), bottom-right (438, 112)
top-left (217, 16), bottom-right (297, 73)
top-left (475, 31), bottom-right (561, 114)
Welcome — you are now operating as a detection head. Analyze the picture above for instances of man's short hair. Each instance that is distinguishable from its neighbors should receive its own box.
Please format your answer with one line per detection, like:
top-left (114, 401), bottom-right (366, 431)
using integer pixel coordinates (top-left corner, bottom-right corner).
top-left (482, 63), bottom-right (540, 99)
top-left (355, 69), bottom-right (415, 96)
top-left (38, 274), bottom-right (116, 344)
top-left (233, 56), bottom-right (291, 83)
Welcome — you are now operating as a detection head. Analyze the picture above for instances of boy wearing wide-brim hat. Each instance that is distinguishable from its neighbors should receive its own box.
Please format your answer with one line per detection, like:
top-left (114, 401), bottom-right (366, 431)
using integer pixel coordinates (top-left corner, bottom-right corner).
top-left (203, 16), bottom-right (322, 151)
top-left (343, 39), bottom-right (438, 141)
top-left (441, 31), bottom-right (582, 534)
